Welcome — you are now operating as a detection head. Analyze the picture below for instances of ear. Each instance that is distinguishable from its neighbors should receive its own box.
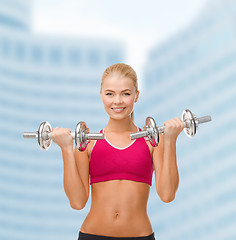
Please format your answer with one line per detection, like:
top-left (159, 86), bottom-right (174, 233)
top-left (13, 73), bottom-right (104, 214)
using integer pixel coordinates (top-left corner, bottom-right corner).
top-left (135, 90), bottom-right (140, 103)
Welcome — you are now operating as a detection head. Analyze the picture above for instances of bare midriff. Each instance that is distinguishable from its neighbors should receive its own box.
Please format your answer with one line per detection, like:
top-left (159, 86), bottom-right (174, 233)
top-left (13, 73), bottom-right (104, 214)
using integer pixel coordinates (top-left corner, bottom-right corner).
top-left (80, 179), bottom-right (153, 238)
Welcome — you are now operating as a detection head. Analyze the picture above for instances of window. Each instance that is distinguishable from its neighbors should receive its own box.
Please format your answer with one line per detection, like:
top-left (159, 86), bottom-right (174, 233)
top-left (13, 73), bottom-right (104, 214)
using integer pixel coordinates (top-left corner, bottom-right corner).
top-left (88, 49), bottom-right (100, 66)
top-left (15, 41), bottom-right (25, 61)
top-left (107, 52), bottom-right (122, 66)
top-left (68, 49), bottom-right (81, 66)
top-left (1, 38), bottom-right (10, 58)
top-left (31, 45), bottom-right (43, 63)
top-left (49, 47), bottom-right (62, 66)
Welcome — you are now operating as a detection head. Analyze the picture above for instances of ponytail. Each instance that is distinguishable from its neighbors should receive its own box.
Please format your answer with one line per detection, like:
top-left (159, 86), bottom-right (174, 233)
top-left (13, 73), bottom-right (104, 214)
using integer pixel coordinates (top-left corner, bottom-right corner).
top-left (131, 110), bottom-right (134, 122)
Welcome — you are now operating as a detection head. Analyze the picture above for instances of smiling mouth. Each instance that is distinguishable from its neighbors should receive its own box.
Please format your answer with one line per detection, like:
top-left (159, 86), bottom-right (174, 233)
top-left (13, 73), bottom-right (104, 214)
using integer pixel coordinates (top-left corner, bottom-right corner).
top-left (112, 107), bottom-right (126, 112)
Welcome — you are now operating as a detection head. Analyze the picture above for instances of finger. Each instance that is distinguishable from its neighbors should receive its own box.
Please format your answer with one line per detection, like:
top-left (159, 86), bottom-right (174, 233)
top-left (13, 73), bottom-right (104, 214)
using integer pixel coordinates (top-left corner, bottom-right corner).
top-left (164, 120), bottom-right (171, 126)
top-left (164, 118), bottom-right (182, 130)
top-left (52, 126), bottom-right (60, 132)
top-left (172, 118), bottom-right (181, 128)
top-left (176, 117), bottom-right (183, 124)
top-left (165, 119), bottom-right (175, 127)
top-left (66, 128), bottom-right (72, 135)
top-left (174, 117), bottom-right (184, 129)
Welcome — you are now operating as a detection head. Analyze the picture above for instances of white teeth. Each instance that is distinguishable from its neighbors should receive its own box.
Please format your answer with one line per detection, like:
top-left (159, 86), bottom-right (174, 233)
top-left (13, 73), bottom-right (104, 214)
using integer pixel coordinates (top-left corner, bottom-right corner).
top-left (112, 107), bottom-right (125, 112)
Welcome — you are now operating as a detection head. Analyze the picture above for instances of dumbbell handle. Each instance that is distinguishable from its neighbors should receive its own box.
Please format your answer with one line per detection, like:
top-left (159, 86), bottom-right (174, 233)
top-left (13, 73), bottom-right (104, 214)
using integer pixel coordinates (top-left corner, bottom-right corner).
top-left (86, 133), bottom-right (104, 140)
top-left (130, 115), bottom-right (211, 140)
top-left (130, 127), bottom-right (163, 140)
top-left (195, 116), bottom-right (212, 124)
top-left (23, 132), bottom-right (38, 139)
top-left (23, 132), bottom-right (103, 140)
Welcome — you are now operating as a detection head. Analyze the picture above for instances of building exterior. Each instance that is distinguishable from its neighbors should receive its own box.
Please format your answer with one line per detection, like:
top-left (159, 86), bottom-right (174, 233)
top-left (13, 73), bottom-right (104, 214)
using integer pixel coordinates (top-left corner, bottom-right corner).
top-left (138, 0), bottom-right (236, 239)
top-left (1, 0), bottom-right (236, 240)
top-left (0, 1), bottom-right (124, 239)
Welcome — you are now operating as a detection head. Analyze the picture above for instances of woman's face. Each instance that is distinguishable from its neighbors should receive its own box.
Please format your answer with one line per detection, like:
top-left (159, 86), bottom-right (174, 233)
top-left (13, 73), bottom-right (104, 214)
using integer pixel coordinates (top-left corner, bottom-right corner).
top-left (100, 72), bottom-right (139, 121)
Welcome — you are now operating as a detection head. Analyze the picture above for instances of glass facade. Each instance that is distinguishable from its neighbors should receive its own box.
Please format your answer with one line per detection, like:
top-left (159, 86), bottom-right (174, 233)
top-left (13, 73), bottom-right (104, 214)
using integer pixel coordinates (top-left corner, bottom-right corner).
top-left (0, 1), bottom-right (124, 240)
top-left (137, 1), bottom-right (236, 239)
top-left (1, 0), bottom-right (235, 240)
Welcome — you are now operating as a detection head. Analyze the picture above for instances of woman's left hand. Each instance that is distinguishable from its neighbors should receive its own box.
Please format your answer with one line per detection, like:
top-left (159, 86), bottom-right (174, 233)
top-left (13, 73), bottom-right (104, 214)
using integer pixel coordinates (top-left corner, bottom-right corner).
top-left (163, 117), bottom-right (184, 142)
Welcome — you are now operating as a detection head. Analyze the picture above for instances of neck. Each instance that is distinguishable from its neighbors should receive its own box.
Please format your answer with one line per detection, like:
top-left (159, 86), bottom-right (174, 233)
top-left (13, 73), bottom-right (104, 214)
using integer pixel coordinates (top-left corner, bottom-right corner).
top-left (105, 117), bottom-right (136, 132)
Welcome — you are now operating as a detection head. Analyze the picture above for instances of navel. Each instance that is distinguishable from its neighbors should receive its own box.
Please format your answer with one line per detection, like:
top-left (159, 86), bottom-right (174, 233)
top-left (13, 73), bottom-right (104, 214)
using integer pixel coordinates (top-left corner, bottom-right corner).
top-left (114, 211), bottom-right (120, 219)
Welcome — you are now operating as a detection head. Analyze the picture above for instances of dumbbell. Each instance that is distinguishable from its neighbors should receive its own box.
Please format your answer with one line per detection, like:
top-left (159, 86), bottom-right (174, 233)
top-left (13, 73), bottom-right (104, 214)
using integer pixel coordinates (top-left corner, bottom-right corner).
top-left (23, 121), bottom-right (104, 151)
top-left (130, 109), bottom-right (212, 147)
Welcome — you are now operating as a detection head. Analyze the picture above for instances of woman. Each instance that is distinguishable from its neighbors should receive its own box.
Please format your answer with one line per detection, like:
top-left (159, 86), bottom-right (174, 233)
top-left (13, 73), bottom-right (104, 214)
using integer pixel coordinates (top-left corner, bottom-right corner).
top-left (51, 63), bottom-right (184, 240)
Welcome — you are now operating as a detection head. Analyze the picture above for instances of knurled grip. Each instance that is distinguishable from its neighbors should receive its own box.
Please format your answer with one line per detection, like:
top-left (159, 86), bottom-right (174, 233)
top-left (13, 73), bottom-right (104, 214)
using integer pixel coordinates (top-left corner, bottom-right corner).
top-left (87, 133), bottom-right (104, 140)
top-left (130, 131), bottom-right (148, 140)
top-left (23, 132), bottom-right (38, 139)
top-left (196, 116), bottom-right (211, 124)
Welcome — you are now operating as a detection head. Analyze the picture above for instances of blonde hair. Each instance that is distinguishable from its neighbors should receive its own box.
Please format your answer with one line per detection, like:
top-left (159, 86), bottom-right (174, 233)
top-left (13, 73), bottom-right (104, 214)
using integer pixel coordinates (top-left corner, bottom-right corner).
top-left (100, 63), bottom-right (138, 121)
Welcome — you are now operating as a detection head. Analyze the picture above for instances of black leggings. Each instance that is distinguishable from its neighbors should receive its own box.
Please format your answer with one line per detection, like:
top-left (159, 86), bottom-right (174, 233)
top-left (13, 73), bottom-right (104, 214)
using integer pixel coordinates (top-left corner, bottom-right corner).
top-left (78, 231), bottom-right (155, 240)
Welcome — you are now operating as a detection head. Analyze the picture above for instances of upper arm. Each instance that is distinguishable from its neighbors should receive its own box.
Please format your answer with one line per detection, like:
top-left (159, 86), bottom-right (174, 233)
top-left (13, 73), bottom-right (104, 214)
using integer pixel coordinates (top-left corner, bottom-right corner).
top-left (152, 134), bottom-right (164, 177)
top-left (73, 143), bottom-right (91, 201)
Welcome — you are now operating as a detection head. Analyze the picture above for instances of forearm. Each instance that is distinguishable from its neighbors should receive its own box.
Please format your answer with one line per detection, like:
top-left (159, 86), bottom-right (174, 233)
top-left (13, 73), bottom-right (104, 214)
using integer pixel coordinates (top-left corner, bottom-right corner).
top-left (156, 139), bottom-right (179, 202)
top-left (61, 148), bottom-right (88, 209)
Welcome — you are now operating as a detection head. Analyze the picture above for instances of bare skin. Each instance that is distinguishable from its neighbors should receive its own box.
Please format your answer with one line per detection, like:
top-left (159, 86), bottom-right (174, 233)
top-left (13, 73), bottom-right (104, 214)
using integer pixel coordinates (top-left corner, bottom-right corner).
top-left (79, 134), bottom-right (154, 237)
top-left (52, 119), bottom-right (183, 237)
top-left (51, 72), bottom-right (184, 238)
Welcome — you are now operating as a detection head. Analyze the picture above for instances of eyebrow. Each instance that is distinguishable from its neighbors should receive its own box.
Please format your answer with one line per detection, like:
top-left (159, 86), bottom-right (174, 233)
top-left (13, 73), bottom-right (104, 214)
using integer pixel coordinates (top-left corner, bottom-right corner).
top-left (105, 89), bottom-right (131, 92)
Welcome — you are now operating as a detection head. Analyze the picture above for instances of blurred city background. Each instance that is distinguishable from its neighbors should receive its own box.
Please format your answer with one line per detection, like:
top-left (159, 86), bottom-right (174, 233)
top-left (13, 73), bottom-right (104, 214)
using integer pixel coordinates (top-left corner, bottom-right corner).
top-left (0, 0), bottom-right (235, 239)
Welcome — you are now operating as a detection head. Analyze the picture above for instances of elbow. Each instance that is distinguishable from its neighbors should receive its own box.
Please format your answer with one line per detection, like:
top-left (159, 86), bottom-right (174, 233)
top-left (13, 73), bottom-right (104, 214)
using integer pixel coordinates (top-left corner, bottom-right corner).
top-left (156, 184), bottom-right (178, 203)
top-left (70, 201), bottom-right (86, 210)
top-left (67, 193), bottom-right (89, 210)
top-left (160, 195), bottom-right (175, 203)
top-left (160, 194), bottom-right (175, 203)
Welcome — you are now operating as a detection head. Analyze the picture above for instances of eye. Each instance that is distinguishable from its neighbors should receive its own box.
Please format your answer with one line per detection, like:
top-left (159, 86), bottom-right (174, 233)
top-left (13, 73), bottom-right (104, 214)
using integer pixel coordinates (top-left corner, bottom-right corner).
top-left (123, 93), bottom-right (130, 96)
top-left (106, 93), bottom-right (113, 96)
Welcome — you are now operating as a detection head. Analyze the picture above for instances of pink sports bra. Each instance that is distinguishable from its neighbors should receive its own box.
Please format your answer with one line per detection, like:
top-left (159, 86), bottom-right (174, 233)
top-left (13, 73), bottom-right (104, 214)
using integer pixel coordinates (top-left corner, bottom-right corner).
top-left (89, 128), bottom-right (154, 186)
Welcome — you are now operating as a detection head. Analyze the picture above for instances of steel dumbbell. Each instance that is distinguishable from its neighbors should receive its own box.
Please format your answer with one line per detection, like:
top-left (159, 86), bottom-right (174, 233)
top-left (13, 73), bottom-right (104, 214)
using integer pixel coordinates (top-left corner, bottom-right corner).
top-left (130, 109), bottom-right (212, 147)
top-left (23, 121), bottom-right (104, 151)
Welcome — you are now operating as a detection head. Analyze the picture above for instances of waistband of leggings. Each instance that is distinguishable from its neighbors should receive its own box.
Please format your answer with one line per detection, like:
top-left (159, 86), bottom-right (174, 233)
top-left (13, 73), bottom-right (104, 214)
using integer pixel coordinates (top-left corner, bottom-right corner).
top-left (79, 231), bottom-right (155, 240)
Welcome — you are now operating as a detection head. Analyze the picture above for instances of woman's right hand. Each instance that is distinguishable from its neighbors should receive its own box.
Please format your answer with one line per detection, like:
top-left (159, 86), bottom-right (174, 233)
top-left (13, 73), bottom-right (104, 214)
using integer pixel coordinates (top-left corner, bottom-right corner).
top-left (51, 127), bottom-right (73, 151)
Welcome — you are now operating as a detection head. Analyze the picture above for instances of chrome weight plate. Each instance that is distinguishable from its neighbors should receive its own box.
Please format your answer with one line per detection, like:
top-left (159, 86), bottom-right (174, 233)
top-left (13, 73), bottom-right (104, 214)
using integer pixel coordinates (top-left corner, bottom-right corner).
top-left (145, 117), bottom-right (159, 147)
top-left (75, 121), bottom-right (89, 151)
top-left (182, 109), bottom-right (196, 137)
top-left (38, 122), bottom-right (52, 150)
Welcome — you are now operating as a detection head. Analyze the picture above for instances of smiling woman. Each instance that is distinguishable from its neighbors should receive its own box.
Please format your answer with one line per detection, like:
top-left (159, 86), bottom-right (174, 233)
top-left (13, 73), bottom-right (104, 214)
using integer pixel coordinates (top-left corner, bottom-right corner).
top-left (100, 63), bottom-right (139, 122)
top-left (50, 63), bottom-right (184, 239)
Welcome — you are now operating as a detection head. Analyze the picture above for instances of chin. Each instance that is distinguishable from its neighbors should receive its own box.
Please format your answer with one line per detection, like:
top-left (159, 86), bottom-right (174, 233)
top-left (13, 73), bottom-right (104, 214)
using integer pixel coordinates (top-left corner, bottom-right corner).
top-left (110, 114), bottom-right (131, 121)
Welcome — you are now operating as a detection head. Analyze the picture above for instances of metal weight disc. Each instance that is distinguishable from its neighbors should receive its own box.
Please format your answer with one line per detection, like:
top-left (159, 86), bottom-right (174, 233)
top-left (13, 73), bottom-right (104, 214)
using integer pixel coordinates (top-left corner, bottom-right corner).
top-left (75, 121), bottom-right (89, 151)
top-left (38, 122), bottom-right (52, 150)
top-left (182, 109), bottom-right (196, 137)
top-left (145, 117), bottom-right (159, 147)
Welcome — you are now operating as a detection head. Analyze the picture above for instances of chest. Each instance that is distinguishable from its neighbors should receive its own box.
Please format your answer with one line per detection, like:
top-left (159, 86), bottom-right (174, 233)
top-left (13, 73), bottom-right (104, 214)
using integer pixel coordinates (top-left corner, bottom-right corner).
top-left (90, 138), bottom-right (152, 170)
top-left (89, 137), bottom-right (154, 186)
top-left (105, 132), bottom-right (134, 149)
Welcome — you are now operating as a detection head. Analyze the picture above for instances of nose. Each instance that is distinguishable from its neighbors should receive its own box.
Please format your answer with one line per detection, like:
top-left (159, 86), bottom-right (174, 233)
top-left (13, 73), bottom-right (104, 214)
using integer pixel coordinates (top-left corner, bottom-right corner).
top-left (114, 95), bottom-right (123, 105)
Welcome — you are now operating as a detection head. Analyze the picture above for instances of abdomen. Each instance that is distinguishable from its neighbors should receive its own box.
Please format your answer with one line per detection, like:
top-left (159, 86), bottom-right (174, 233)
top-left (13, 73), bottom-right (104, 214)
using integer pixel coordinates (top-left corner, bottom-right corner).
top-left (80, 180), bottom-right (153, 237)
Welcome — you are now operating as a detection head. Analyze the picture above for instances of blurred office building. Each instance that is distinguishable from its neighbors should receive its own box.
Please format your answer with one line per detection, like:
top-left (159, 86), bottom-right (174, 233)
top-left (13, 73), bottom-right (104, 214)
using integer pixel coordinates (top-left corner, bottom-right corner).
top-left (139, 0), bottom-right (236, 239)
top-left (1, 0), bottom-right (236, 240)
top-left (0, 0), bottom-right (124, 239)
